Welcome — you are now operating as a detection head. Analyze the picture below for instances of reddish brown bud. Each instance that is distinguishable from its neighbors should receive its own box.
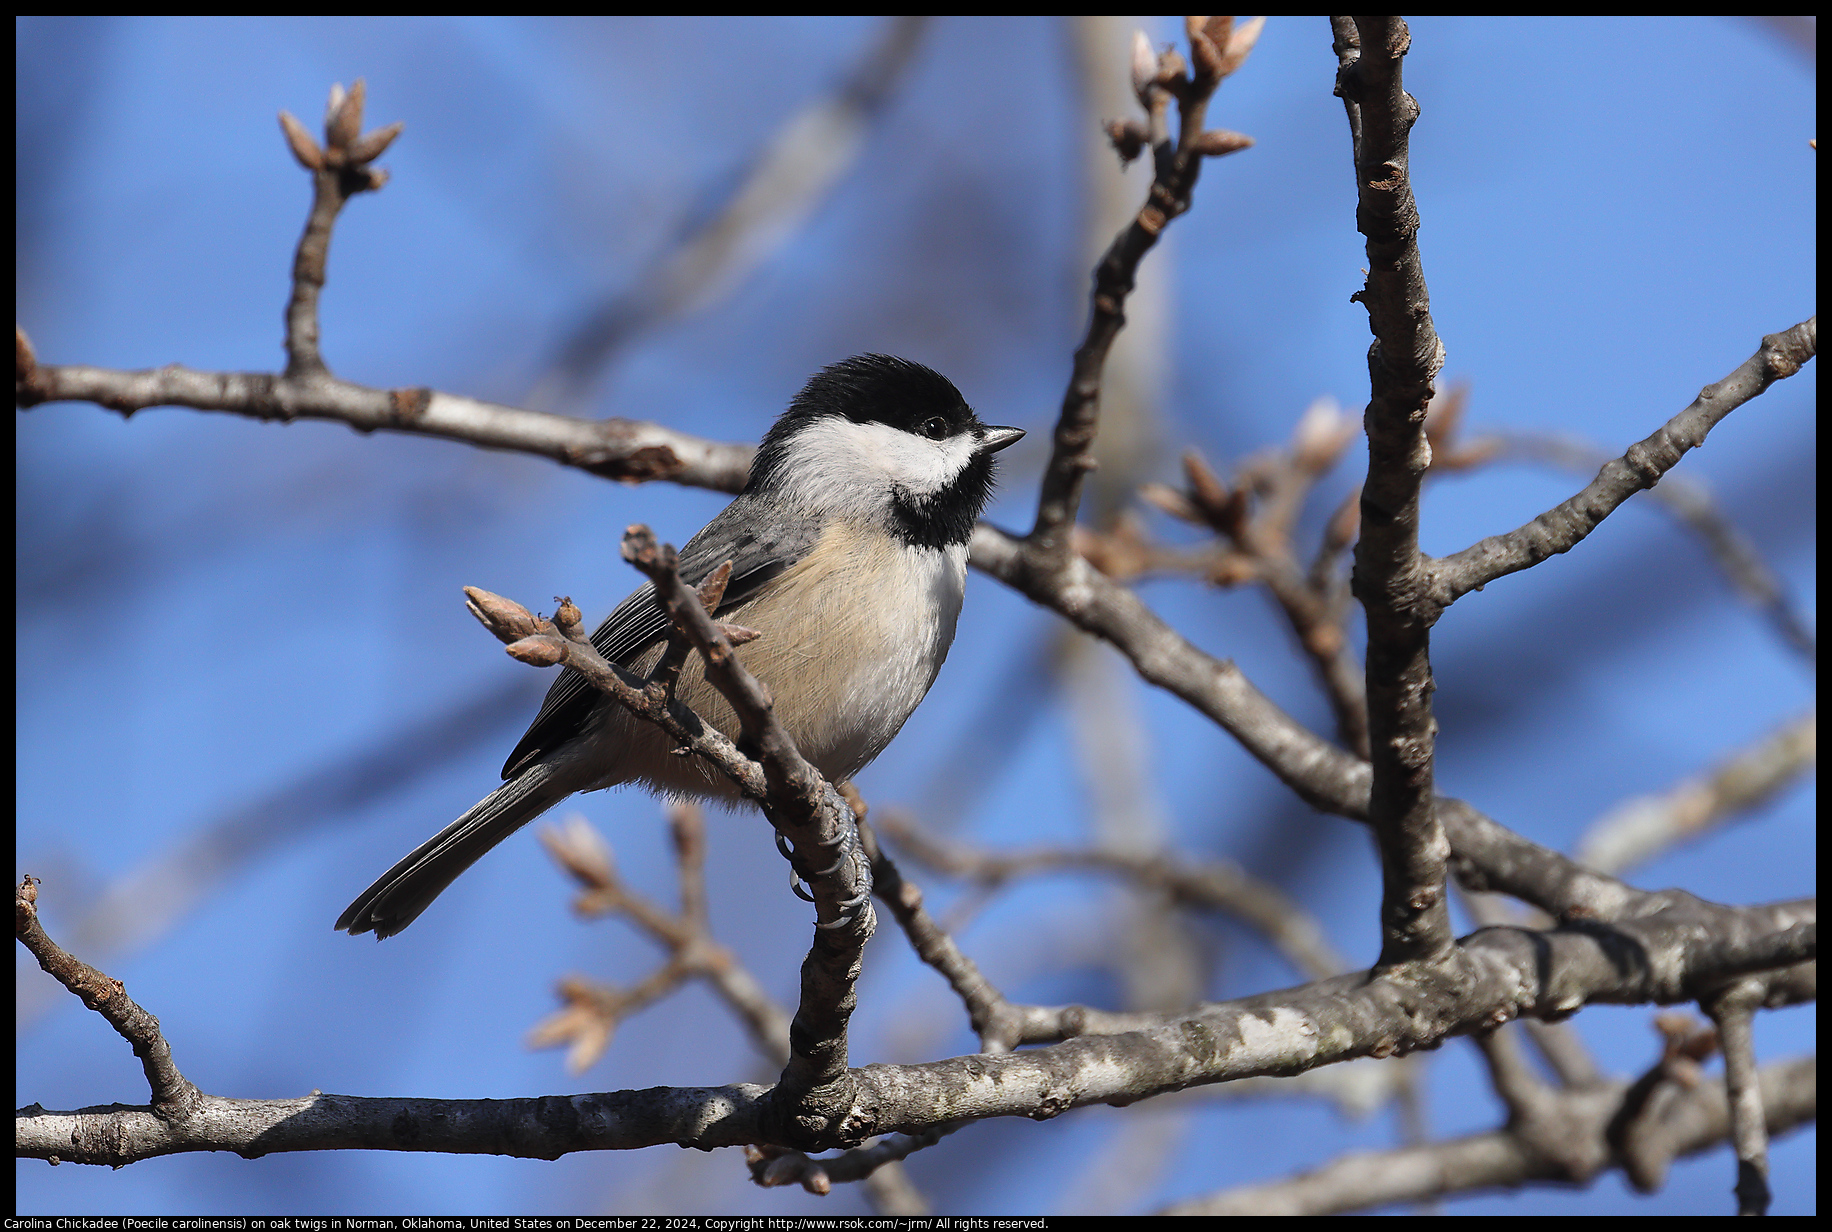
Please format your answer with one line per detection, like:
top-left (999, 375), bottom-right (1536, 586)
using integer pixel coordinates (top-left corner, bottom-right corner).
top-left (464, 586), bottom-right (541, 640)
top-left (1215, 16), bottom-right (1265, 79)
top-left (1140, 481), bottom-right (1200, 524)
top-left (696, 560), bottom-right (734, 613)
top-left (719, 624), bottom-right (763, 647)
top-left (1181, 449), bottom-right (1231, 514)
top-left (1192, 129), bottom-right (1255, 158)
top-left (1155, 46), bottom-right (1188, 87)
top-left (346, 120), bottom-right (403, 166)
top-left (278, 111), bottom-right (324, 171)
top-left (1186, 15), bottom-right (1228, 82)
top-left (325, 78), bottom-right (366, 151)
top-left (507, 634), bottom-right (567, 666)
top-left (506, 635), bottom-right (567, 667)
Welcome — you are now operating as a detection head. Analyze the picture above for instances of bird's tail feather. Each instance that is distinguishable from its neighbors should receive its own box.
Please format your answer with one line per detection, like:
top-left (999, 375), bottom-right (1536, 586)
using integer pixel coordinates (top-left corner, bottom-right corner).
top-left (336, 762), bottom-right (574, 939)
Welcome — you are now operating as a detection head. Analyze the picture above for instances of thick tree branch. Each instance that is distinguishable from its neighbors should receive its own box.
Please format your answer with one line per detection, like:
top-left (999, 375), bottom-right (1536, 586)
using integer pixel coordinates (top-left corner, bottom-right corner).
top-left (18, 888), bottom-right (1811, 1165)
top-left (1338, 14), bottom-right (1452, 966)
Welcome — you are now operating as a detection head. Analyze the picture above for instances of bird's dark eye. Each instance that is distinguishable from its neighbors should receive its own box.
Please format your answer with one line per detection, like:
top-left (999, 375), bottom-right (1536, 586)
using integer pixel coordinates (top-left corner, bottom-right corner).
top-left (920, 416), bottom-right (949, 440)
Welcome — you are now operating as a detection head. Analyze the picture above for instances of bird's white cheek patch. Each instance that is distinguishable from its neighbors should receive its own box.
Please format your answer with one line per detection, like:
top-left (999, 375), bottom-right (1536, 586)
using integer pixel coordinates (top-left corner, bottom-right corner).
top-left (782, 418), bottom-right (979, 512)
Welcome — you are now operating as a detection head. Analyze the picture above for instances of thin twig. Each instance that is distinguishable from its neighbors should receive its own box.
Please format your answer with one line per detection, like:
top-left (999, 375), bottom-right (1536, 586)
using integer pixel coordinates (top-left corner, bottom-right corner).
top-left (877, 812), bottom-right (1348, 982)
top-left (1705, 979), bottom-right (1773, 1215)
top-left (15, 877), bottom-right (201, 1120)
top-left (619, 527), bottom-right (874, 1148)
top-left (532, 810), bottom-right (793, 1071)
top-left (12, 75), bottom-right (754, 494)
top-left (1163, 1054), bottom-right (1816, 1216)
top-left (1484, 430), bottom-right (1816, 665)
top-left (278, 81), bottom-right (402, 377)
top-left (1139, 413), bottom-right (1369, 757)
top-left (970, 523), bottom-right (1652, 924)
top-left (1429, 318), bottom-right (1817, 608)
top-left (855, 807), bottom-right (1152, 1050)
top-left (1577, 711), bottom-right (1817, 876)
top-left (747, 1122), bottom-right (963, 1196)
top-left (1029, 18), bottom-right (1257, 562)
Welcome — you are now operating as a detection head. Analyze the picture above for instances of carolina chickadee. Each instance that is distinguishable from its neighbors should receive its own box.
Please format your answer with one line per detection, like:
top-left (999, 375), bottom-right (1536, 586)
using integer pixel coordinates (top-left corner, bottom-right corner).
top-left (337, 355), bottom-right (1023, 938)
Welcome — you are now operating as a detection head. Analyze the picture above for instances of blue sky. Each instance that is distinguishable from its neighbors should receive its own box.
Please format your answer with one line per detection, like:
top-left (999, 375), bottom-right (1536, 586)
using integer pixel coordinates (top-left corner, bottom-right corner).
top-left (16, 16), bottom-right (1815, 1216)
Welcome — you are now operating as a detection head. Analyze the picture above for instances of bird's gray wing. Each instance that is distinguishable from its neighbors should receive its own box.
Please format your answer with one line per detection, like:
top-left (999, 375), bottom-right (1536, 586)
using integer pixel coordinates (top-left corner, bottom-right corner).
top-left (500, 495), bottom-right (818, 778)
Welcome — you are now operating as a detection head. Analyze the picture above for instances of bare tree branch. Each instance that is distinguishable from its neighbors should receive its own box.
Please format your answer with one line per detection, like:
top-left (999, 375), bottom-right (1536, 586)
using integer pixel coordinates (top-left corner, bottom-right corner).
top-left (532, 809), bottom-right (793, 1072)
top-left (617, 528), bottom-right (874, 1146)
top-left (1130, 408), bottom-right (1370, 758)
top-left (1578, 710), bottom-right (1817, 876)
top-left (13, 77), bottom-right (756, 493)
top-left (854, 806), bottom-right (1162, 1051)
top-left (1029, 18), bottom-right (1257, 564)
top-left (1705, 979), bottom-right (1774, 1215)
top-left (970, 523), bottom-right (1665, 925)
top-left (15, 877), bottom-right (201, 1121)
top-left (1428, 317), bottom-right (1817, 608)
top-left (277, 80), bottom-right (402, 378)
top-left (14, 28), bottom-right (1814, 1212)
top-left (13, 343), bottom-right (754, 492)
top-left (1163, 1054), bottom-right (1816, 1216)
top-left (1337, 14), bottom-right (1453, 966)
top-left (1481, 431), bottom-right (1816, 665)
top-left (18, 871), bottom-right (1811, 1165)
top-left (876, 811), bottom-right (1349, 983)
top-left (463, 532), bottom-right (876, 1149)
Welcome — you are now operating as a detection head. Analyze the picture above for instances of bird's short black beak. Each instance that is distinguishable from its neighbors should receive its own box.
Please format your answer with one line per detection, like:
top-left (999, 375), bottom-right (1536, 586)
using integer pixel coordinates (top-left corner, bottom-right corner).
top-left (978, 425), bottom-right (1025, 454)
